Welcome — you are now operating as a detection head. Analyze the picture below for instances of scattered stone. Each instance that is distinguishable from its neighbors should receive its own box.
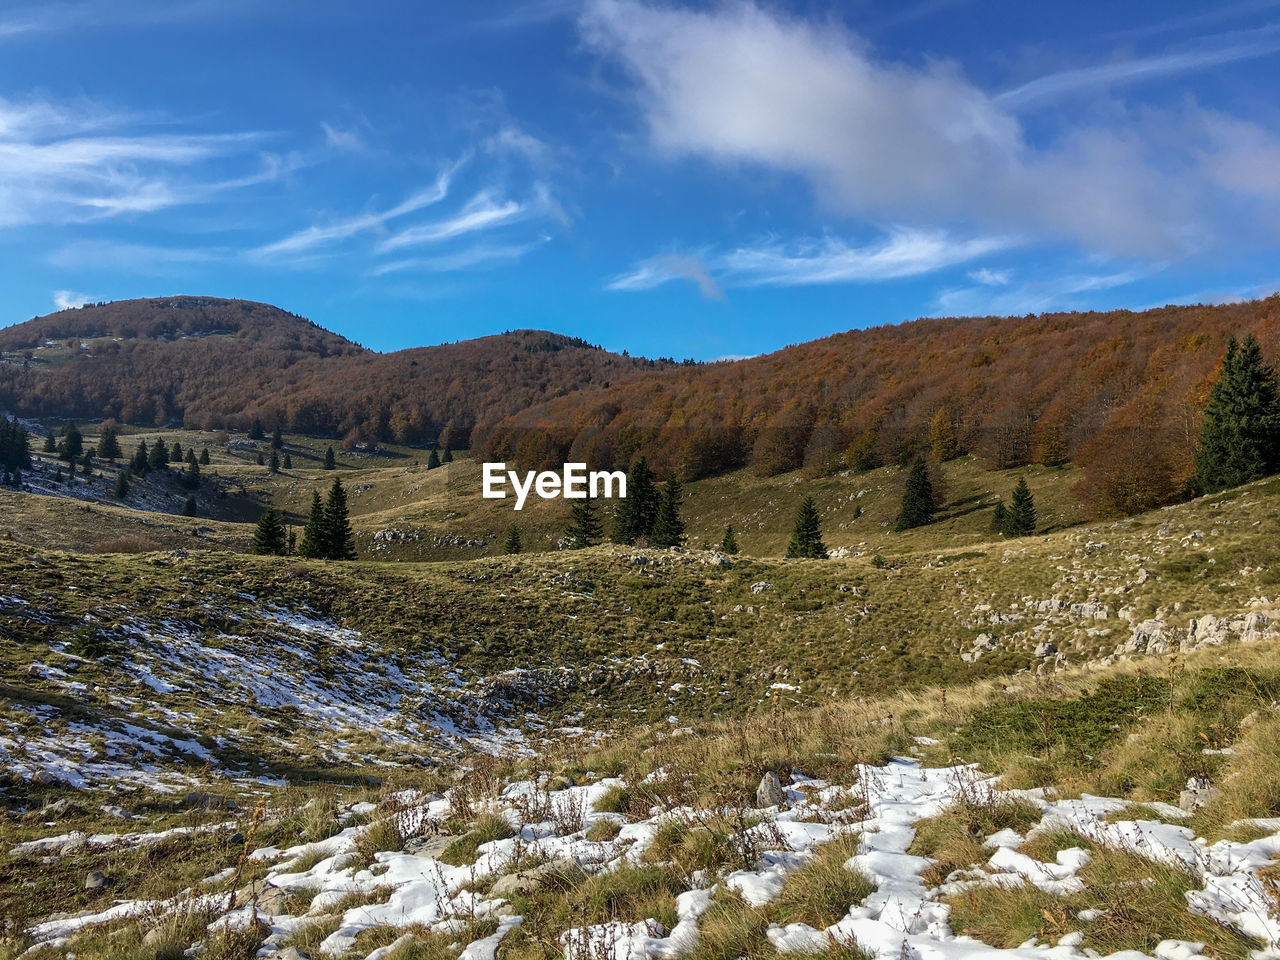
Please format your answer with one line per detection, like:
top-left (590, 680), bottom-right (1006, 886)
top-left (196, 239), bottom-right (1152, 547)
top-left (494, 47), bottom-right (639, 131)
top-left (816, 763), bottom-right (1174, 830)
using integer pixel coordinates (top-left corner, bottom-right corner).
top-left (756, 771), bottom-right (785, 808)
top-left (490, 858), bottom-right (585, 898)
top-left (228, 832), bottom-right (245, 846)
top-left (100, 805), bottom-right (132, 820)
top-left (404, 834), bottom-right (462, 859)
top-left (42, 797), bottom-right (72, 818)
top-left (85, 871), bottom-right (111, 891)
top-left (750, 582), bottom-right (774, 595)
top-left (1033, 642), bottom-right (1057, 658)
top-left (275, 948), bottom-right (311, 960)
top-left (1179, 778), bottom-right (1221, 813)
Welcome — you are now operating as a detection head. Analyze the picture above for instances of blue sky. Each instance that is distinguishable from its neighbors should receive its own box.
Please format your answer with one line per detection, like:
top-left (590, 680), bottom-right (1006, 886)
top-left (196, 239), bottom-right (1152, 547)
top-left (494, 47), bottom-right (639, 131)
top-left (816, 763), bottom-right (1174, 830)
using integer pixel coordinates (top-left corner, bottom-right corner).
top-left (1, 0), bottom-right (1279, 360)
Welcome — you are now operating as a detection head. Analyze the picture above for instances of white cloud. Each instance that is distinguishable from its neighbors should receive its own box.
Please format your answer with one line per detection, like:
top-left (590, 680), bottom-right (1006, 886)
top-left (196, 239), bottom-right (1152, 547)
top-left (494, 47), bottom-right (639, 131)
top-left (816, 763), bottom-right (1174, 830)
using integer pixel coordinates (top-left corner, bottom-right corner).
top-left (369, 240), bottom-right (546, 276)
top-left (253, 162), bottom-right (461, 259)
top-left (52, 290), bottom-right (93, 310)
top-left (49, 240), bottom-right (223, 274)
top-left (580, 0), bottom-right (1280, 258)
top-left (996, 28), bottom-right (1280, 109)
top-left (321, 122), bottom-right (365, 152)
top-left (608, 228), bottom-right (1005, 296)
top-left (376, 191), bottom-right (527, 253)
top-left (969, 267), bottom-right (1010, 286)
top-left (934, 269), bottom-right (1148, 316)
top-left (607, 253), bottom-right (724, 299)
top-left (0, 94), bottom-right (276, 228)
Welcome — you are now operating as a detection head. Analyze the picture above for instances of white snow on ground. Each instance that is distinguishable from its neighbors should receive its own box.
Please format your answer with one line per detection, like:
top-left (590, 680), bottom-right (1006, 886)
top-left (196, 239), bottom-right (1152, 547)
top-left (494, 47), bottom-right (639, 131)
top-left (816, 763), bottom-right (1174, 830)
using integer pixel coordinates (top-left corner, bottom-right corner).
top-left (19, 760), bottom-right (1280, 960)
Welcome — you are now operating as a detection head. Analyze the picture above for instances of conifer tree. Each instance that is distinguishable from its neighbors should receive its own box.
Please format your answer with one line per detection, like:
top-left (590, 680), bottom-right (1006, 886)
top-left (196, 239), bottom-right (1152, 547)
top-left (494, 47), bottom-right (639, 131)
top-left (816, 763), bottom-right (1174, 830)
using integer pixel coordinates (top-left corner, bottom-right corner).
top-left (132, 440), bottom-right (150, 475)
top-left (989, 499), bottom-right (1007, 534)
top-left (149, 440), bottom-right (169, 471)
top-left (721, 525), bottom-right (739, 555)
top-left (114, 470), bottom-right (130, 499)
top-left (184, 456), bottom-right (201, 490)
top-left (503, 525), bottom-right (522, 555)
top-left (566, 493), bottom-right (602, 548)
top-left (81, 452), bottom-right (93, 476)
top-left (61, 423), bottom-right (83, 462)
top-left (786, 496), bottom-right (827, 558)
top-left (649, 472), bottom-right (686, 548)
top-left (43, 431), bottom-right (56, 454)
top-left (97, 426), bottom-right (122, 461)
top-left (612, 456), bottom-right (659, 544)
top-left (441, 445), bottom-right (453, 463)
top-left (199, 447), bottom-right (210, 465)
top-left (324, 446), bottom-right (336, 470)
top-left (270, 426), bottom-right (283, 450)
top-left (283, 453), bottom-right (292, 469)
top-left (182, 496), bottom-right (197, 517)
top-left (255, 451), bottom-right (265, 466)
top-left (1194, 334), bottom-right (1280, 495)
top-left (427, 449), bottom-right (441, 469)
top-left (170, 441), bottom-right (182, 462)
top-left (1003, 478), bottom-right (1037, 537)
top-left (249, 418), bottom-right (265, 441)
top-left (269, 450), bottom-right (280, 474)
top-left (323, 477), bottom-right (356, 560)
top-left (894, 456), bottom-right (936, 531)
top-left (250, 507), bottom-right (288, 556)
top-left (296, 490), bottom-right (327, 559)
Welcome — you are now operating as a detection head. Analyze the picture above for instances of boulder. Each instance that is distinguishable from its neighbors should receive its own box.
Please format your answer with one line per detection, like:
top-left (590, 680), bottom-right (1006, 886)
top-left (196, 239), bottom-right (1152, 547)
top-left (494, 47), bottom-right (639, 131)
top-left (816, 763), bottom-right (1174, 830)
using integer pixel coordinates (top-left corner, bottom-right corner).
top-left (184, 792), bottom-right (238, 812)
top-left (750, 582), bottom-right (774, 595)
top-left (1179, 779), bottom-right (1221, 813)
top-left (405, 834), bottom-right (462, 859)
top-left (42, 797), bottom-right (72, 818)
top-left (1034, 642), bottom-right (1057, 658)
top-left (490, 858), bottom-right (585, 898)
top-left (85, 871), bottom-right (111, 891)
top-left (756, 771), bottom-right (786, 808)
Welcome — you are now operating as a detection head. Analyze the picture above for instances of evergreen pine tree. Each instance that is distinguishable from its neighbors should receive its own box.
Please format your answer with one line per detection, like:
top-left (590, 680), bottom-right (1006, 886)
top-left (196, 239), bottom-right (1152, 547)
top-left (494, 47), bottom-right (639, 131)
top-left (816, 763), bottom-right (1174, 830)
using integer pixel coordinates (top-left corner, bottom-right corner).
top-left (250, 507), bottom-right (288, 556)
top-left (114, 470), bottom-right (130, 499)
top-left (721, 525), bottom-right (739, 555)
top-left (427, 449), bottom-right (441, 469)
top-left (989, 499), bottom-right (1007, 534)
top-left (296, 490), bottom-right (327, 559)
top-left (170, 441), bottom-right (182, 462)
top-left (132, 441), bottom-right (150, 475)
top-left (324, 446), bottom-right (336, 470)
top-left (270, 426), bottom-right (283, 450)
top-left (199, 447), bottom-right (210, 465)
top-left (612, 456), bottom-right (659, 544)
top-left (249, 418), bottom-right (265, 441)
top-left (81, 452), bottom-right (93, 476)
top-left (61, 423), bottom-right (83, 462)
top-left (255, 451), bottom-right (265, 466)
top-left (97, 426), bottom-right (122, 460)
top-left (786, 496), bottom-right (828, 558)
top-left (269, 450), bottom-right (280, 474)
top-left (566, 494), bottom-right (602, 548)
top-left (283, 453), bottom-right (293, 469)
top-left (323, 478), bottom-right (356, 560)
top-left (441, 445), bottom-right (453, 463)
top-left (503, 525), bottom-right (522, 555)
top-left (43, 430), bottom-right (56, 454)
top-left (182, 496), bottom-right (197, 517)
top-left (184, 456), bottom-right (201, 490)
top-left (1003, 478), bottom-right (1037, 537)
top-left (649, 472), bottom-right (686, 548)
top-left (149, 440), bottom-right (168, 471)
top-left (894, 456), bottom-right (936, 531)
top-left (1194, 334), bottom-right (1280, 494)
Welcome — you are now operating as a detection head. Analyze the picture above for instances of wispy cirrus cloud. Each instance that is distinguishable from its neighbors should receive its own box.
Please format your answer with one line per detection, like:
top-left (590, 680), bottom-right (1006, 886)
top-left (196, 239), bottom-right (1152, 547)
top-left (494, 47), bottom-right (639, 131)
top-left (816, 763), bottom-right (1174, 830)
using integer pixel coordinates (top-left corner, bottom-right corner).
top-left (934, 268), bottom-right (1150, 316)
top-left (0, 94), bottom-right (280, 228)
top-left (608, 228), bottom-right (1009, 298)
top-left (369, 239), bottom-right (548, 276)
top-left (376, 191), bottom-right (529, 254)
top-left (996, 27), bottom-right (1280, 109)
top-left (252, 161), bottom-right (463, 259)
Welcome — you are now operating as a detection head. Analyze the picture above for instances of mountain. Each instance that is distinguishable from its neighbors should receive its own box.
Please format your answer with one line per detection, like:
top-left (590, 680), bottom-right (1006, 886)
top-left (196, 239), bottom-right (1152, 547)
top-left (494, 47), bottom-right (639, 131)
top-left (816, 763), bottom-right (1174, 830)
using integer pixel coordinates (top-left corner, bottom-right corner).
top-left (0, 297), bottom-right (664, 447)
top-left (477, 296), bottom-right (1280, 517)
top-left (5, 294), bottom-right (1280, 517)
